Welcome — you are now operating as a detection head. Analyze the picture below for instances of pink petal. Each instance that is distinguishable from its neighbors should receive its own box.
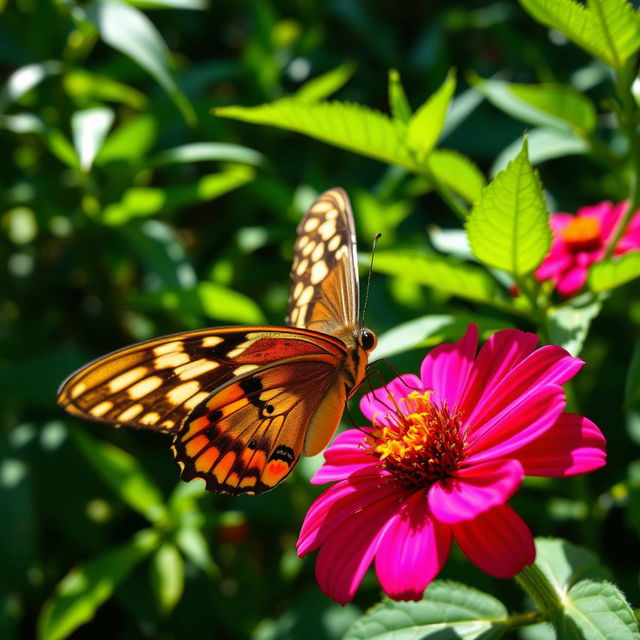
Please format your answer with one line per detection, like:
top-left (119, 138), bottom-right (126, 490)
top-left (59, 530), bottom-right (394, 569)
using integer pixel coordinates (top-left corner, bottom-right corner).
top-left (428, 459), bottom-right (524, 523)
top-left (312, 428), bottom-right (375, 484)
top-left (360, 374), bottom-right (422, 423)
top-left (516, 413), bottom-right (606, 477)
top-left (297, 471), bottom-right (393, 555)
top-left (452, 503), bottom-right (535, 578)
top-left (556, 266), bottom-right (588, 297)
top-left (314, 491), bottom-right (403, 605)
top-left (464, 385), bottom-right (566, 464)
top-left (585, 201), bottom-right (621, 239)
top-left (459, 329), bottom-right (539, 419)
top-left (420, 324), bottom-right (478, 409)
top-left (535, 252), bottom-right (572, 280)
top-left (549, 213), bottom-right (575, 234)
top-left (375, 491), bottom-right (451, 600)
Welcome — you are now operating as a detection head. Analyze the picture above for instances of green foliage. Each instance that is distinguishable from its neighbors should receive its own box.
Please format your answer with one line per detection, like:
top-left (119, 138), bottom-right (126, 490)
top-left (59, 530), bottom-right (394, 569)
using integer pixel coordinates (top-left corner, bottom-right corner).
top-left (588, 251), bottom-right (640, 291)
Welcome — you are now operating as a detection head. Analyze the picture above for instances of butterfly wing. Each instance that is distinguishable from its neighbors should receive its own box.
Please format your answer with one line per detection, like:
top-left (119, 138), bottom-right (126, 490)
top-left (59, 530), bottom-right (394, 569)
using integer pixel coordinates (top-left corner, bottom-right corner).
top-left (287, 187), bottom-right (360, 338)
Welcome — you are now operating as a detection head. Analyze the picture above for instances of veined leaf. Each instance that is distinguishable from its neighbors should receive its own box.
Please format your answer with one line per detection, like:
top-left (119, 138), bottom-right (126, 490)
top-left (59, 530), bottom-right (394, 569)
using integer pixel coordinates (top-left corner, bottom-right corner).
top-left (518, 0), bottom-right (640, 70)
top-left (588, 251), bottom-right (640, 291)
top-left (371, 249), bottom-right (512, 310)
top-left (37, 529), bottom-right (159, 640)
top-left (344, 580), bottom-right (508, 640)
top-left (84, 0), bottom-right (195, 123)
top-left (295, 61), bottom-right (356, 103)
top-left (407, 70), bottom-right (456, 163)
top-left (388, 68), bottom-right (412, 124)
top-left (426, 149), bottom-right (485, 204)
top-left (467, 139), bottom-right (551, 275)
top-left (215, 99), bottom-right (414, 170)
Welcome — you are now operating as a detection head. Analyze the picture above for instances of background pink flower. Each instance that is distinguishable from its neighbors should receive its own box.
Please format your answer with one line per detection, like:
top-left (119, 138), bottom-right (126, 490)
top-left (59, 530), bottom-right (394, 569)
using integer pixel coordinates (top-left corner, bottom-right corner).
top-left (297, 325), bottom-right (606, 605)
top-left (535, 201), bottom-right (640, 297)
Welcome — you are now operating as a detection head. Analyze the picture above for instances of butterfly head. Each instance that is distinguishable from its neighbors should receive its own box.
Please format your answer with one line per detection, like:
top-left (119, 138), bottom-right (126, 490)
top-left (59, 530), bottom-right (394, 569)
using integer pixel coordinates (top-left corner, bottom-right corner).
top-left (357, 327), bottom-right (377, 353)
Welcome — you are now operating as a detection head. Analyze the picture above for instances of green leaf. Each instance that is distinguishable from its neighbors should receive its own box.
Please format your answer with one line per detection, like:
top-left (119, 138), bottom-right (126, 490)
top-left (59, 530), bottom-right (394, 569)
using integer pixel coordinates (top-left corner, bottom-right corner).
top-left (84, 0), bottom-right (195, 124)
top-left (37, 529), bottom-right (159, 640)
top-left (426, 149), bottom-right (485, 204)
top-left (344, 580), bottom-right (508, 640)
top-left (198, 282), bottom-right (266, 324)
top-left (150, 543), bottom-right (184, 616)
top-left (624, 340), bottom-right (640, 408)
top-left (174, 526), bottom-right (218, 576)
top-left (472, 76), bottom-right (597, 133)
top-left (215, 99), bottom-right (414, 170)
top-left (548, 299), bottom-right (601, 356)
top-left (407, 70), bottom-right (456, 163)
top-left (467, 139), bottom-right (551, 275)
top-left (63, 68), bottom-right (147, 110)
top-left (71, 107), bottom-right (115, 172)
top-left (148, 142), bottom-right (265, 167)
top-left (295, 61), bottom-right (356, 103)
top-left (72, 430), bottom-right (168, 523)
top-left (0, 60), bottom-right (61, 113)
top-left (371, 249), bottom-right (513, 310)
top-left (518, 0), bottom-right (640, 70)
top-left (588, 251), bottom-right (640, 291)
top-left (388, 68), bottom-right (412, 124)
top-left (96, 114), bottom-right (157, 165)
top-left (124, 0), bottom-right (207, 8)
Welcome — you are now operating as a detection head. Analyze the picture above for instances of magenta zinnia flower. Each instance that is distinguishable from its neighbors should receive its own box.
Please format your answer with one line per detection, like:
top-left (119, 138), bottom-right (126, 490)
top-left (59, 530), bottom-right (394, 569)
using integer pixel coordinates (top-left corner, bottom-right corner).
top-left (297, 325), bottom-right (606, 604)
top-left (535, 201), bottom-right (640, 297)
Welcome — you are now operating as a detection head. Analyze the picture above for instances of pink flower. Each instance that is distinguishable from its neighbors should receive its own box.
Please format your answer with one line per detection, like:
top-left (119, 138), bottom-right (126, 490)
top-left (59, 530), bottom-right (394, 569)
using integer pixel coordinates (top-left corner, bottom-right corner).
top-left (535, 201), bottom-right (640, 297)
top-left (297, 325), bottom-right (606, 605)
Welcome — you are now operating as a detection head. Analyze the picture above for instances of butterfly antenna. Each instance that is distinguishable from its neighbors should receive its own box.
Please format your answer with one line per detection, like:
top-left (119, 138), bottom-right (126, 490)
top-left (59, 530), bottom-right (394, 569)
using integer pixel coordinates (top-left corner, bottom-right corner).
top-left (361, 233), bottom-right (382, 330)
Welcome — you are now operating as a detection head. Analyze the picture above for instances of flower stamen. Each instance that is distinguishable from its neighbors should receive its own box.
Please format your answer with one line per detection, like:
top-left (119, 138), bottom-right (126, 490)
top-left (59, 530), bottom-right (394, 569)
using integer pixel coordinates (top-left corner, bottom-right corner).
top-left (562, 216), bottom-right (602, 253)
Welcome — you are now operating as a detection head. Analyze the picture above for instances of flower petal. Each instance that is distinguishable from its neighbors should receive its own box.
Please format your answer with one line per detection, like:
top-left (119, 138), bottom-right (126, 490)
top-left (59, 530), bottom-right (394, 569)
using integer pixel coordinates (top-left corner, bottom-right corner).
top-left (312, 428), bottom-right (374, 484)
top-left (375, 491), bottom-right (451, 600)
top-left (360, 374), bottom-right (422, 423)
top-left (556, 265), bottom-right (588, 297)
top-left (452, 503), bottom-right (535, 578)
top-left (516, 413), bottom-right (606, 477)
top-left (428, 459), bottom-right (524, 523)
top-left (314, 491), bottom-right (402, 605)
top-left (420, 324), bottom-right (478, 409)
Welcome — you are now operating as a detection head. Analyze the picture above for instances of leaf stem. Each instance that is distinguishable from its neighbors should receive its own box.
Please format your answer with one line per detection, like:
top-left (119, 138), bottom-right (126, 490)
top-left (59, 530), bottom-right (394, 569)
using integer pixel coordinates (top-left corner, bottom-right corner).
top-left (421, 166), bottom-right (469, 221)
top-left (515, 563), bottom-right (562, 620)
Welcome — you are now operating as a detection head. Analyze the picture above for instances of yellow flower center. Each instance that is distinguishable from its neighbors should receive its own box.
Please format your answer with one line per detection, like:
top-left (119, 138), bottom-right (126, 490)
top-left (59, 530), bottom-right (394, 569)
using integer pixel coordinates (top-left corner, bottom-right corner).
top-left (561, 216), bottom-right (602, 252)
top-left (365, 391), bottom-right (465, 489)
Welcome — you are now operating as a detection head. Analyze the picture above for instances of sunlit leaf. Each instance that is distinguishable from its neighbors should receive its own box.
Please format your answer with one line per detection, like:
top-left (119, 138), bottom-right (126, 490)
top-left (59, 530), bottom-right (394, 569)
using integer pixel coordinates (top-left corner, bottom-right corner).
top-left (388, 68), bottom-right (412, 124)
top-left (84, 0), bottom-right (195, 123)
top-left (174, 526), bottom-right (218, 576)
top-left (72, 430), bottom-right (168, 523)
top-left (407, 70), bottom-right (456, 163)
top-left (518, 0), bottom-right (640, 70)
top-left (198, 282), bottom-right (266, 324)
top-left (295, 61), bottom-right (356, 102)
top-left (588, 251), bottom-right (640, 292)
top-left (96, 113), bottom-right (157, 164)
top-left (344, 580), bottom-right (508, 640)
top-left (37, 529), bottom-right (159, 640)
top-left (0, 61), bottom-right (61, 112)
top-left (148, 142), bottom-right (265, 167)
top-left (71, 107), bottom-right (115, 172)
top-left (426, 149), bottom-right (485, 204)
top-left (548, 300), bottom-right (601, 356)
top-left (63, 68), bottom-right (146, 109)
top-left (150, 543), bottom-right (184, 616)
top-left (467, 139), bottom-right (551, 275)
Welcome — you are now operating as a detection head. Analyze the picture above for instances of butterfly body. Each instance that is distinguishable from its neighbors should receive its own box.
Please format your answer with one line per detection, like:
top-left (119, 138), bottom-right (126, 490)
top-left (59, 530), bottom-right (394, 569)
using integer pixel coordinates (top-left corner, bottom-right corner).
top-left (57, 188), bottom-right (376, 495)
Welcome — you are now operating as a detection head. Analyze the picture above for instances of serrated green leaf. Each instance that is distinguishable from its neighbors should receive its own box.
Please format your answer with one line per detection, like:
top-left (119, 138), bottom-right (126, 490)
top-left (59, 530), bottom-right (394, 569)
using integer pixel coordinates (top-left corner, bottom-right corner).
top-left (72, 430), bottom-right (167, 523)
top-left (150, 543), bottom-right (184, 616)
top-left (473, 76), bottom-right (597, 133)
top-left (371, 249), bottom-right (512, 310)
top-left (518, 0), bottom-right (640, 70)
top-left (426, 149), bottom-right (485, 204)
top-left (344, 580), bottom-right (509, 640)
top-left (37, 529), bottom-right (159, 640)
top-left (84, 0), bottom-right (195, 124)
top-left (388, 68), bottom-right (412, 124)
top-left (215, 99), bottom-right (414, 170)
top-left (467, 139), bottom-right (551, 275)
top-left (295, 61), bottom-right (356, 102)
top-left (588, 250), bottom-right (640, 291)
top-left (548, 300), bottom-right (601, 356)
top-left (407, 70), bottom-right (456, 163)
top-left (71, 107), bottom-right (115, 172)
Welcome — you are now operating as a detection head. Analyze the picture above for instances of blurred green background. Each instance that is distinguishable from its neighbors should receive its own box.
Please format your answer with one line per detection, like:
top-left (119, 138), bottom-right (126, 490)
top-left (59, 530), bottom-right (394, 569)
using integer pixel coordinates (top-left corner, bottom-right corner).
top-left (1, 1), bottom-right (638, 638)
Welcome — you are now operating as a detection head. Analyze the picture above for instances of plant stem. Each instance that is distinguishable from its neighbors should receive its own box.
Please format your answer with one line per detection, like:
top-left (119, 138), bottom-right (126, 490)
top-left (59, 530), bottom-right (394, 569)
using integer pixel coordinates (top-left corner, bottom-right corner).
top-left (515, 563), bottom-right (562, 620)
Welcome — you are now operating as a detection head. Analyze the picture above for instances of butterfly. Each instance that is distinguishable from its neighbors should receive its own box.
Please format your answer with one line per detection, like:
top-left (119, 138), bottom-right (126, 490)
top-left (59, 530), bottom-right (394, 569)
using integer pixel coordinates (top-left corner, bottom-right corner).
top-left (57, 188), bottom-right (377, 495)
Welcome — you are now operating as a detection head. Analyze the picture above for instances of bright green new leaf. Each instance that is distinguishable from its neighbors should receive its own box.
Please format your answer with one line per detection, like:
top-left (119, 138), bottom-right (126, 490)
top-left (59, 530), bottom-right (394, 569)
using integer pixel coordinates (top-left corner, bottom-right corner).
top-left (96, 114), bottom-right (157, 164)
top-left (371, 249), bottom-right (513, 310)
top-left (344, 580), bottom-right (509, 640)
top-left (624, 340), bottom-right (640, 408)
top-left (150, 543), bottom-right (185, 616)
top-left (37, 529), bottom-right (159, 640)
top-left (215, 99), bottom-right (414, 170)
top-left (72, 430), bottom-right (168, 523)
top-left (426, 149), bottom-right (485, 204)
top-left (473, 76), bottom-right (597, 133)
top-left (467, 139), bottom-right (551, 275)
top-left (0, 61), bottom-right (61, 113)
top-left (407, 70), bottom-right (456, 163)
top-left (71, 107), bottom-right (115, 172)
top-left (84, 0), bottom-right (195, 124)
top-left (588, 251), bottom-right (640, 291)
top-left (295, 62), bottom-right (356, 103)
top-left (548, 300), bottom-right (601, 356)
top-left (198, 282), bottom-right (266, 324)
top-left (149, 142), bottom-right (265, 167)
top-left (388, 68), bottom-right (412, 124)
top-left (518, 0), bottom-right (640, 70)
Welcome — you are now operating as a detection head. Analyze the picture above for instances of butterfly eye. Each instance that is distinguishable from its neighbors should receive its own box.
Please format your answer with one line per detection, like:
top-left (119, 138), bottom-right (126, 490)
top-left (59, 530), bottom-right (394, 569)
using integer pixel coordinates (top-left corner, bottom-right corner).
top-left (359, 328), bottom-right (377, 352)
